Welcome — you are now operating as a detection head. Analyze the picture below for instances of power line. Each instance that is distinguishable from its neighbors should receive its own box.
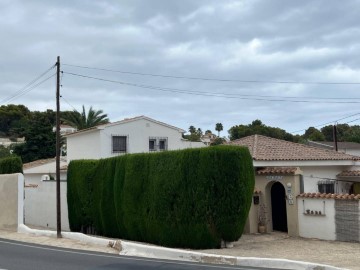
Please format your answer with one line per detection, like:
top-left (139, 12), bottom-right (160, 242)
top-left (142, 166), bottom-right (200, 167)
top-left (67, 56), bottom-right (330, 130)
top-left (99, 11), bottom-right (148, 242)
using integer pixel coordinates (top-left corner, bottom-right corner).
top-left (62, 71), bottom-right (360, 104)
top-left (0, 64), bottom-right (56, 105)
top-left (63, 63), bottom-right (360, 85)
top-left (343, 117), bottom-right (360, 125)
top-left (0, 73), bottom-right (56, 105)
top-left (290, 112), bottom-right (360, 134)
top-left (60, 95), bottom-right (79, 112)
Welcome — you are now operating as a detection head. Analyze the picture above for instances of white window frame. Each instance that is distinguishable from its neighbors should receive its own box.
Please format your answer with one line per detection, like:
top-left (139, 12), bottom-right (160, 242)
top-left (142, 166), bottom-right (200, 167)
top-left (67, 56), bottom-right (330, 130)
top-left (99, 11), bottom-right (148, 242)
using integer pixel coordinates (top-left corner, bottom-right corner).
top-left (149, 137), bottom-right (168, 152)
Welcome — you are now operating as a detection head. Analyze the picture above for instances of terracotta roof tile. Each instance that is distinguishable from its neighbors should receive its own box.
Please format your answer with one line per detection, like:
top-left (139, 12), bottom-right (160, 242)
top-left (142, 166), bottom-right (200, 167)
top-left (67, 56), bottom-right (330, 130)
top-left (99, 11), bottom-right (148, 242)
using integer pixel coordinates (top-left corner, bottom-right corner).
top-left (297, 193), bottom-right (360, 200)
top-left (227, 135), bottom-right (359, 161)
top-left (257, 167), bottom-right (299, 175)
top-left (337, 170), bottom-right (360, 177)
top-left (23, 158), bottom-right (55, 170)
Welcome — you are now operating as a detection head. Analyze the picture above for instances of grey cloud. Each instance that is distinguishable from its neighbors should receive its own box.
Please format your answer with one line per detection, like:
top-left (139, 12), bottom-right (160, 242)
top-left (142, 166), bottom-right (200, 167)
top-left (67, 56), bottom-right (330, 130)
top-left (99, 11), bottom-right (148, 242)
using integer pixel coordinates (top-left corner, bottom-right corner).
top-left (1, 0), bottom-right (360, 135)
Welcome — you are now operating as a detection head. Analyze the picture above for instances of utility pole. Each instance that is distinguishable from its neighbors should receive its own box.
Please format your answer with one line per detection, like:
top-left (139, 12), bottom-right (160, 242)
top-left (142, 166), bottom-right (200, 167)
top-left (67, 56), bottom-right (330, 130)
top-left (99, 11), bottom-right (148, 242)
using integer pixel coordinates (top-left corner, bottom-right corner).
top-left (56, 56), bottom-right (62, 238)
top-left (333, 124), bottom-right (338, 152)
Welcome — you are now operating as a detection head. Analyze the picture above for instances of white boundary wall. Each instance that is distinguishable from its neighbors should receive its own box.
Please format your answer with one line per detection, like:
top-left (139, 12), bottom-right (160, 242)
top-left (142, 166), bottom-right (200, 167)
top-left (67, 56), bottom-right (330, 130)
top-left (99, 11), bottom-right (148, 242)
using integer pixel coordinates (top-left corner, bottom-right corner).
top-left (0, 173), bottom-right (24, 230)
top-left (24, 179), bottom-right (69, 231)
top-left (297, 197), bottom-right (336, 240)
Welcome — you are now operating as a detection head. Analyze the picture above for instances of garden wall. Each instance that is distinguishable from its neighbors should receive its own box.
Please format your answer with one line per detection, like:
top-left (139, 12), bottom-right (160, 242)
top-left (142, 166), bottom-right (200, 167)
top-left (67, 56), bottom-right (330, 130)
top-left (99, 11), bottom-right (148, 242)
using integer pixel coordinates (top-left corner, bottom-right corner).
top-left (24, 178), bottom-right (69, 231)
top-left (0, 173), bottom-right (24, 231)
top-left (297, 194), bottom-right (360, 242)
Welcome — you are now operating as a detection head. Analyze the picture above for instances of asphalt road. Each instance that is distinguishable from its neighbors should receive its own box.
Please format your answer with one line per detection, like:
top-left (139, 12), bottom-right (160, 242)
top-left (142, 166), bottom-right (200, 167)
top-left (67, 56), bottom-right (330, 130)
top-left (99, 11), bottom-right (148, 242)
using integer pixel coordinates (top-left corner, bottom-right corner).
top-left (0, 238), bottom-right (284, 270)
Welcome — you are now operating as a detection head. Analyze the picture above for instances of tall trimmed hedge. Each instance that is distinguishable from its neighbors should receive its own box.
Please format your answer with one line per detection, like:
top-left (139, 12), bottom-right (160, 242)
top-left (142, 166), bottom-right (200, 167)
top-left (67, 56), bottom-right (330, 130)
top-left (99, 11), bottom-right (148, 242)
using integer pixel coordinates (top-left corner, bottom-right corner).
top-left (67, 160), bottom-right (98, 232)
top-left (67, 146), bottom-right (254, 249)
top-left (0, 156), bottom-right (23, 174)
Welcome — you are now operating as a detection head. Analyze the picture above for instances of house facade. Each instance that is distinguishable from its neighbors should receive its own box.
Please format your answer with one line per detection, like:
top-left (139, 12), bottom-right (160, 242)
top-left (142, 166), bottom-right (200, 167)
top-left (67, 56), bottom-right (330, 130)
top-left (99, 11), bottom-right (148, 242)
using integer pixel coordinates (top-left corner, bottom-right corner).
top-left (23, 158), bottom-right (69, 231)
top-left (65, 116), bottom-right (205, 162)
top-left (227, 135), bottom-right (360, 239)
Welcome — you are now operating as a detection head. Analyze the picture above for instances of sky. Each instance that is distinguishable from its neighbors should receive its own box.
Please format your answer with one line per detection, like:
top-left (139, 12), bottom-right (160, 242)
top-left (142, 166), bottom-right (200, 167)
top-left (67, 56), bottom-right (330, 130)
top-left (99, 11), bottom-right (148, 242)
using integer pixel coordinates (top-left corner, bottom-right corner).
top-left (1, 0), bottom-right (360, 137)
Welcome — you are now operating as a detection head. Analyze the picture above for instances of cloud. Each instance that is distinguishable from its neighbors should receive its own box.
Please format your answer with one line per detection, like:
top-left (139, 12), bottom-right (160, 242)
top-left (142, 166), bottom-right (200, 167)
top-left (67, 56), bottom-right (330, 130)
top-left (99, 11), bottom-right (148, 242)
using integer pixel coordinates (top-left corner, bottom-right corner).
top-left (1, 0), bottom-right (360, 136)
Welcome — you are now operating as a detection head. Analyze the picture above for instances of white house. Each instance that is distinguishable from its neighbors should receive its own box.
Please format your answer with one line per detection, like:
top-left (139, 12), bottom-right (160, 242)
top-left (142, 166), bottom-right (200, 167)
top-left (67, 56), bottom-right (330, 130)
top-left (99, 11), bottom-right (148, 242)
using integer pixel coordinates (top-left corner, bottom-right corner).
top-left (65, 115), bottom-right (206, 162)
top-left (227, 135), bottom-right (360, 241)
top-left (23, 158), bottom-right (69, 231)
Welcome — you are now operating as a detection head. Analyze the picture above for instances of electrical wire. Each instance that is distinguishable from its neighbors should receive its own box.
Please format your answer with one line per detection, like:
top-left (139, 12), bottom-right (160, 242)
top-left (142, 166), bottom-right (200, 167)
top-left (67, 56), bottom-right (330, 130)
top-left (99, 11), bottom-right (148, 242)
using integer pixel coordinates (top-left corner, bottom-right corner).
top-left (290, 112), bottom-right (360, 134)
top-left (343, 117), bottom-right (360, 125)
top-left (62, 71), bottom-right (360, 104)
top-left (0, 64), bottom-right (56, 105)
top-left (0, 73), bottom-right (56, 105)
top-left (62, 63), bottom-right (360, 85)
top-left (60, 95), bottom-right (79, 112)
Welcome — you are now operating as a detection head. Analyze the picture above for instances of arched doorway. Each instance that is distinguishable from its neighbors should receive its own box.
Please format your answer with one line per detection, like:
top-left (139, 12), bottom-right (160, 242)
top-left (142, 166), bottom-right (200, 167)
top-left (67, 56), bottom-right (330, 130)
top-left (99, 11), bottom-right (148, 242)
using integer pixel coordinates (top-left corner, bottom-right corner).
top-left (271, 182), bottom-right (288, 232)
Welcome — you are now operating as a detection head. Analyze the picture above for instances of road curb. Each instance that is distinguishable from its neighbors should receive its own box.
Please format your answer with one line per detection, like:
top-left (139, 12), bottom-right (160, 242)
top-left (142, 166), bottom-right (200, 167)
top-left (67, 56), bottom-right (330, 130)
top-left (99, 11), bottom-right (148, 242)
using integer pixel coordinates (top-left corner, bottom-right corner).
top-left (17, 225), bottom-right (346, 270)
top-left (118, 240), bottom-right (345, 270)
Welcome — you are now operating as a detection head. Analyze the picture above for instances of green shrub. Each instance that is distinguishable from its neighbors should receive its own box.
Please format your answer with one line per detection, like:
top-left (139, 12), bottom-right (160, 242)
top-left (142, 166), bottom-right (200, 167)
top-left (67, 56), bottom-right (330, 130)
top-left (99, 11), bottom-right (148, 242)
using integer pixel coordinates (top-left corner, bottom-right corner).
top-left (67, 146), bottom-right (254, 249)
top-left (0, 156), bottom-right (23, 174)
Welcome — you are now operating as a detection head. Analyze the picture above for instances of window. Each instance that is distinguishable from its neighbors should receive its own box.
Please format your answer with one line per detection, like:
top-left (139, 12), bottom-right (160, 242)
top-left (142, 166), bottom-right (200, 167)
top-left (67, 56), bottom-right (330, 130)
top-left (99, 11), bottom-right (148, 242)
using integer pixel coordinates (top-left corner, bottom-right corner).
top-left (317, 180), bottom-right (335, 193)
top-left (149, 139), bottom-right (156, 151)
top-left (112, 136), bottom-right (127, 153)
top-left (149, 137), bottom-right (168, 152)
top-left (159, 139), bottom-right (167, 151)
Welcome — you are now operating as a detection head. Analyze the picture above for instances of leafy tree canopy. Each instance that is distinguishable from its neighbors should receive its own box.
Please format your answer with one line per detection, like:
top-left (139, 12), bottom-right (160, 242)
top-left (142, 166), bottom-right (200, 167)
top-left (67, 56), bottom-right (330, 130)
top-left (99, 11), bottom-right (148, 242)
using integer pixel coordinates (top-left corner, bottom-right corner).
top-left (0, 104), bottom-right (110, 163)
top-left (303, 127), bottom-right (325, 141)
top-left (0, 104), bottom-right (31, 137)
top-left (320, 124), bottom-right (357, 142)
top-left (13, 111), bottom-right (57, 163)
top-left (183, 125), bottom-right (203, 141)
top-left (228, 120), bottom-right (295, 142)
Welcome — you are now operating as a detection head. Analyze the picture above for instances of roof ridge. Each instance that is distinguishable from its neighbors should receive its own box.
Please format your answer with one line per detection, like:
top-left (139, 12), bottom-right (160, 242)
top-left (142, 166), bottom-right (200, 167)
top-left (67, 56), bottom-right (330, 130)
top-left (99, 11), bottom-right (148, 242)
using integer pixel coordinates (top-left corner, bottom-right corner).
top-left (65, 115), bottom-right (185, 137)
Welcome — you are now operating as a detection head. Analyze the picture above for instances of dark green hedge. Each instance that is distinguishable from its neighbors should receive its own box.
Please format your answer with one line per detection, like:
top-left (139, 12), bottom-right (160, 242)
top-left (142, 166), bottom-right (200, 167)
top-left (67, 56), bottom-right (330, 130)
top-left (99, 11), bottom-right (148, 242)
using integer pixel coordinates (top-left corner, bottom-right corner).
top-left (67, 146), bottom-right (254, 249)
top-left (0, 156), bottom-right (23, 174)
top-left (67, 160), bottom-right (98, 232)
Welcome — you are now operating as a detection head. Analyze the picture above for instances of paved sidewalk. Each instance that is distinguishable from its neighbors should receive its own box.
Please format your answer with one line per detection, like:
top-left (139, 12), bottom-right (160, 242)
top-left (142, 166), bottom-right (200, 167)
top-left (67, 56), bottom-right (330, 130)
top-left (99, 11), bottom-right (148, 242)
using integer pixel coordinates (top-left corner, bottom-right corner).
top-left (0, 228), bottom-right (358, 269)
top-left (0, 228), bottom-right (117, 254)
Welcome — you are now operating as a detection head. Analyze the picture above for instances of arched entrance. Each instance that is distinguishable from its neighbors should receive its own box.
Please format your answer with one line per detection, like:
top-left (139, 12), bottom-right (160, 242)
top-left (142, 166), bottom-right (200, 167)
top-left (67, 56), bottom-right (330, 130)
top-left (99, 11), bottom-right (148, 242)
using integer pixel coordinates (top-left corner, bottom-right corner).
top-left (271, 182), bottom-right (288, 232)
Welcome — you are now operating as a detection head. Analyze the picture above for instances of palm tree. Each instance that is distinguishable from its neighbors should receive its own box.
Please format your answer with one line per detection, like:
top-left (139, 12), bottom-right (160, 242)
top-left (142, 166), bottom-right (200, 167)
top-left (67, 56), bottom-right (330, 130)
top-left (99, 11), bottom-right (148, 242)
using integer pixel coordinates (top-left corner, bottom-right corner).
top-left (215, 123), bottom-right (223, 137)
top-left (62, 105), bottom-right (109, 130)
